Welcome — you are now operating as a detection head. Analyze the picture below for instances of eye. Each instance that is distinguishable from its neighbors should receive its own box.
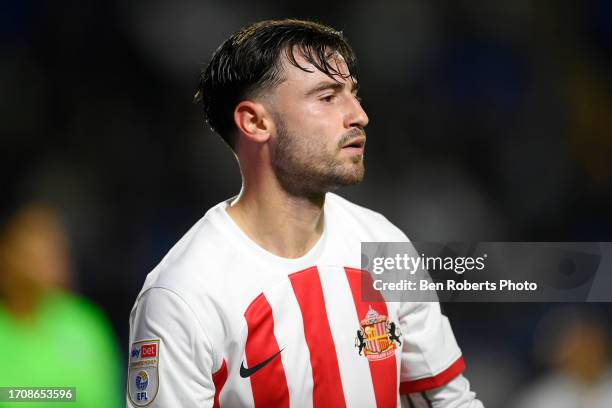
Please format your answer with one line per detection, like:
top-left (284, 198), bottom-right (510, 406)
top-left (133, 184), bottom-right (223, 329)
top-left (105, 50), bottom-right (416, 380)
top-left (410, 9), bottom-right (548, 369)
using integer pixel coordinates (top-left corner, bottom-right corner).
top-left (321, 94), bottom-right (336, 102)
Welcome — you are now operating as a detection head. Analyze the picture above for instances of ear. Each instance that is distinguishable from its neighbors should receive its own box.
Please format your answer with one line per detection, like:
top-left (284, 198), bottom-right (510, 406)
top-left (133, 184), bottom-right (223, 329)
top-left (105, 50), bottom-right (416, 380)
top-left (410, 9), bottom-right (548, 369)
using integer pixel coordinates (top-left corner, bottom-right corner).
top-left (233, 101), bottom-right (271, 144)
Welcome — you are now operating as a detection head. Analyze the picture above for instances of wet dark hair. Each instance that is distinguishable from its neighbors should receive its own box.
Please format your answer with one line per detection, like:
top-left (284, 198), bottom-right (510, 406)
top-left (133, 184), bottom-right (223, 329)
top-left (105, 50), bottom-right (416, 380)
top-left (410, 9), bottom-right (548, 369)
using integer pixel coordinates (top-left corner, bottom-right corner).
top-left (194, 19), bottom-right (358, 150)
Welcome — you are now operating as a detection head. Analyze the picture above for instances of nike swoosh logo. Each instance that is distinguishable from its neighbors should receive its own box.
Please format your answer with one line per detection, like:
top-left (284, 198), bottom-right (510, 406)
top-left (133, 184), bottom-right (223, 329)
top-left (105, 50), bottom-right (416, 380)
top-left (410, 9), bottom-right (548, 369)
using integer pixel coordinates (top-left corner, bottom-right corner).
top-left (239, 348), bottom-right (284, 378)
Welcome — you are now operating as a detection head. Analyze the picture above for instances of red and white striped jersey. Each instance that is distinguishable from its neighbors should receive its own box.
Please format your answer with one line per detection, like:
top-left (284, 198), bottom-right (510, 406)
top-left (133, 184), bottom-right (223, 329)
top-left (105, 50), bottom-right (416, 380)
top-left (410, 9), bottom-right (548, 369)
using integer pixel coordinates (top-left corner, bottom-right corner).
top-left (127, 193), bottom-right (467, 408)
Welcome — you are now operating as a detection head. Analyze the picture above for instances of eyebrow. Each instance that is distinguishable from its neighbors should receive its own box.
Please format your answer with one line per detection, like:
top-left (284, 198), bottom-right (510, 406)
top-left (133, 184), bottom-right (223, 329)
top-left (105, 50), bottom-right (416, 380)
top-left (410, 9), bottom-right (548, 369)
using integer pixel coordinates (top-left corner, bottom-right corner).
top-left (304, 80), bottom-right (359, 97)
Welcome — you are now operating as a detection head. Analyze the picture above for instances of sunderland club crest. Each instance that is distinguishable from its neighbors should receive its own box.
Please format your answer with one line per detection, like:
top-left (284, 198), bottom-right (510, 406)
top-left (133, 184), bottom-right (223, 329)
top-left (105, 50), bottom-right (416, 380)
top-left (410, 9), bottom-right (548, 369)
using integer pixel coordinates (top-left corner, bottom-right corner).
top-left (355, 306), bottom-right (402, 361)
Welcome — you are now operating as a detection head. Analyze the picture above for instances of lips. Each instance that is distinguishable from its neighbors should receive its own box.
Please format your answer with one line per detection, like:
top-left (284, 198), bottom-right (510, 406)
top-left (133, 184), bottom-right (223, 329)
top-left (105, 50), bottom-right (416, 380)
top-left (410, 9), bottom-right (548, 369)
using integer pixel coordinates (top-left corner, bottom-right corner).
top-left (342, 136), bottom-right (366, 149)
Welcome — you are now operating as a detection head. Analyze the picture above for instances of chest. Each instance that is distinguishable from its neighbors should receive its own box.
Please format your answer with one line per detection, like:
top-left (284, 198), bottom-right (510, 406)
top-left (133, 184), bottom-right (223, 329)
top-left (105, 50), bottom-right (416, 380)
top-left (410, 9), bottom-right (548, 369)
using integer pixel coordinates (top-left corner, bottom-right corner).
top-left (217, 266), bottom-right (402, 408)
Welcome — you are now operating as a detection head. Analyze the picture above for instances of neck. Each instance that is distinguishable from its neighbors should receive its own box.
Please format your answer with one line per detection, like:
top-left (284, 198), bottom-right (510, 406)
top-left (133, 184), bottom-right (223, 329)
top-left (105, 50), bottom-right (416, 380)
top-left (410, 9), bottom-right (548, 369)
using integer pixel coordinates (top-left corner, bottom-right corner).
top-left (226, 176), bottom-right (326, 259)
top-left (0, 282), bottom-right (41, 322)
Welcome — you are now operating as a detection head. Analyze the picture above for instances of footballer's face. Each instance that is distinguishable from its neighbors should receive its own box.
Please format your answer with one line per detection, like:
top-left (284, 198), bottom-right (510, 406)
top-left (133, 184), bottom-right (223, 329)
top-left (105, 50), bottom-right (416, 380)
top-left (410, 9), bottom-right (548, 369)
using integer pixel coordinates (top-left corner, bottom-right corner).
top-left (267, 50), bottom-right (369, 197)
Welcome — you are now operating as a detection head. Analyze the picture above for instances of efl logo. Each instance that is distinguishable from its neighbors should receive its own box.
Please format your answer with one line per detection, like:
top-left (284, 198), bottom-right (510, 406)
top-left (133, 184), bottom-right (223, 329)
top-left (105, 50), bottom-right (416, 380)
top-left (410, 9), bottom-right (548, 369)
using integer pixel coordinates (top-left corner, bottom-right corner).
top-left (141, 344), bottom-right (157, 358)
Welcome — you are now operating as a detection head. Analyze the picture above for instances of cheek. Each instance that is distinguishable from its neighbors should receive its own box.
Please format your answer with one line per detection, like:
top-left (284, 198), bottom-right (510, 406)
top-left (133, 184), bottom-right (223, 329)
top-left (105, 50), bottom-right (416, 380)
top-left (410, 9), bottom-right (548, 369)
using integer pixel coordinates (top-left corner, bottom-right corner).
top-left (297, 107), bottom-right (341, 144)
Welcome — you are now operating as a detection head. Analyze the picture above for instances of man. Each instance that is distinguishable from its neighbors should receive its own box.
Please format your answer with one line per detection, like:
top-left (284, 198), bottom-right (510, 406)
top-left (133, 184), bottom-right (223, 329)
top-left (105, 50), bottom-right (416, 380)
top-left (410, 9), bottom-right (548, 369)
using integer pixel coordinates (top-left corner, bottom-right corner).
top-left (127, 19), bottom-right (483, 407)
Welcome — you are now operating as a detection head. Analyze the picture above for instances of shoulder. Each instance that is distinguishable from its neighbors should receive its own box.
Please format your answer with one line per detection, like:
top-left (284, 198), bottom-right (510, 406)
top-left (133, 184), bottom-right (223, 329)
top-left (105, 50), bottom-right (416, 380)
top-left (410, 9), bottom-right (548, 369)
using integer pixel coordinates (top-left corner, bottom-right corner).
top-left (326, 192), bottom-right (409, 242)
top-left (136, 200), bottom-right (234, 301)
top-left (129, 203), bottom-right (234, 356)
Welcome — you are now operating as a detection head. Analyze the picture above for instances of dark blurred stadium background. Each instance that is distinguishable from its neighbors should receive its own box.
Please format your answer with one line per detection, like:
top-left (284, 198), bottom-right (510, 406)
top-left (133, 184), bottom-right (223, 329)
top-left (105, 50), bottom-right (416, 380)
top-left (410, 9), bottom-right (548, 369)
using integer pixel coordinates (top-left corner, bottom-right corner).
top-left (2, 1), bottom-right (612, 406)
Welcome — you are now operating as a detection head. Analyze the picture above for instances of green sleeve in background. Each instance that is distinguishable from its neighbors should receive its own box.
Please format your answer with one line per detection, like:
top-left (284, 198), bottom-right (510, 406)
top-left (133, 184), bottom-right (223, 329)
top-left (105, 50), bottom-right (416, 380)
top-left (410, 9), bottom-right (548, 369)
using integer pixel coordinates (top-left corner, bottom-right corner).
top-left (0, 291), bottom-right (123, 408)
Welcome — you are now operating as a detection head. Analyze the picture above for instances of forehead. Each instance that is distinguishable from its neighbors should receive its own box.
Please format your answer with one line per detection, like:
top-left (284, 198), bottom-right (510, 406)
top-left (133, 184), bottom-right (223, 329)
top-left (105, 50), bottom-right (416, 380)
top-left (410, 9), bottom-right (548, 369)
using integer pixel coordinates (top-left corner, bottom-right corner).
top-left (277, 47), bottom-right (353, 89)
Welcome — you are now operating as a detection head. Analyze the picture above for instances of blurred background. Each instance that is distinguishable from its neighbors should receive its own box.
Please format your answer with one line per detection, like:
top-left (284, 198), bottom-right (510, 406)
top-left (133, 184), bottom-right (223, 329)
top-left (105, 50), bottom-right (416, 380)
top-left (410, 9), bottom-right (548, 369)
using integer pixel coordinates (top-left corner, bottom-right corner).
top-left (1, 0), bottom-right (611, 406)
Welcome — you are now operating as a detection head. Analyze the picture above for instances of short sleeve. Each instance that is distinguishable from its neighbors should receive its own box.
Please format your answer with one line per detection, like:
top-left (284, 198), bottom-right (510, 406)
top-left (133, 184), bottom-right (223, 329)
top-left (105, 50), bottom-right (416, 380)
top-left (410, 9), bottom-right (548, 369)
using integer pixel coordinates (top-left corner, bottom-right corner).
top-left (397, 301), bottom-right (465, 394)
top-left (126, 287), bottom-right (217, 407)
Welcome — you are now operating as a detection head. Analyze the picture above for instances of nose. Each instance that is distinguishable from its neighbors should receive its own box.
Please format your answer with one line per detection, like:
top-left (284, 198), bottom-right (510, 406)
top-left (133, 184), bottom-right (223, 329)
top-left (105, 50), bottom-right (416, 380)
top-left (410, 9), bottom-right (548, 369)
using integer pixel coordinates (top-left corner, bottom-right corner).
top-left (345, 95), bottom-right (369, 130)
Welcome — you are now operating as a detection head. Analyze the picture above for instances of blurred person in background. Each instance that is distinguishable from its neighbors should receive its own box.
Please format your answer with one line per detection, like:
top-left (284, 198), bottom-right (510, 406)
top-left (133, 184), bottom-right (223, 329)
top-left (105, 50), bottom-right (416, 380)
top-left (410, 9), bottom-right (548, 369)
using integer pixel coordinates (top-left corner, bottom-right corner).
top-left (0, 192), bottom-right (123, 407)
top-left (512, 307), bottom-right (612, 408)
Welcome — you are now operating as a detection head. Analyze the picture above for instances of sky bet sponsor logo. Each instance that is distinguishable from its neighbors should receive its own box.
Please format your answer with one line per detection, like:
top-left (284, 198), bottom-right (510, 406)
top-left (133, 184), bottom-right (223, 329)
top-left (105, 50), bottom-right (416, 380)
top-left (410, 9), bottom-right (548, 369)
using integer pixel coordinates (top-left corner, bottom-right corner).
top-left (131, 343), bottom-right (158, 359)
top-left (141, 344), bottom-right (157, 358)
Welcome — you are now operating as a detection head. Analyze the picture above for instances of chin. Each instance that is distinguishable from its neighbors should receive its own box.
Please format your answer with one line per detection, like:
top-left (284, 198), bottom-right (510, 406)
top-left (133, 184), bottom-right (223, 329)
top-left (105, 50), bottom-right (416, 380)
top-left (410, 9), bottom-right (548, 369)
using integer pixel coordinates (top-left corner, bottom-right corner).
top-left (328, 165), bottom-right (365, 188)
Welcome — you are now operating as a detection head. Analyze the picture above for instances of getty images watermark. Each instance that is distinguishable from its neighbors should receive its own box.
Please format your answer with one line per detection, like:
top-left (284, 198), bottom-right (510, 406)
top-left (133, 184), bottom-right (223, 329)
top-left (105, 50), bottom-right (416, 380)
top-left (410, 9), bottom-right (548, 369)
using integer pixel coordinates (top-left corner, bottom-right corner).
top-left (360, 242), bottom-right (612, 302)
top-left (371, 251), bottom-right (537, 292)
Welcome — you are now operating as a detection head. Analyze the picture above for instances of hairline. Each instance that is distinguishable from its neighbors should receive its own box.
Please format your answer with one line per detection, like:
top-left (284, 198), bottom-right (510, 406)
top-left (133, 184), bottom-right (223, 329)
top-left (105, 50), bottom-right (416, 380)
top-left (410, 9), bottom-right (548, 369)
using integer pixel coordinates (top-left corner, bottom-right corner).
top-left (243, 45), bottom-right (354, 107)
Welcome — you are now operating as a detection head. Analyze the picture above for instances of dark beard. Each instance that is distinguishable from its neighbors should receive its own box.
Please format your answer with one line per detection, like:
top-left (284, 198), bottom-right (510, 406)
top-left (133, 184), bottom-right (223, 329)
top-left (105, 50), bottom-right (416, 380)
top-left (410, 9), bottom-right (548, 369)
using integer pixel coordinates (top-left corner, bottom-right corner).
top-left (271, 115), bottom-right (364, 199)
